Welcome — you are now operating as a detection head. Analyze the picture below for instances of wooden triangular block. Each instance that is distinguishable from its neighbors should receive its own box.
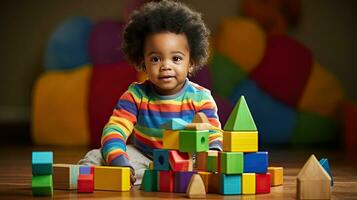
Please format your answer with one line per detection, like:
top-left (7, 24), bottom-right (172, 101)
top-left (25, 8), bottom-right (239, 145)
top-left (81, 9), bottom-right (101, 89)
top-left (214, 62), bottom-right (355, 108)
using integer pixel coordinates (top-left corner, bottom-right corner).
top-left (161, 118), bottom-right (188, 130)
top-left (186, 174), bottom-right (206, 198)
top-left (224, 95), bottom-right (257, 131)
top-left (185, 123), bottom-right (212, 130)
top-left (193, 112), bottom-right (209, 123)
top-left (297, 154), bottom-right (331, 199)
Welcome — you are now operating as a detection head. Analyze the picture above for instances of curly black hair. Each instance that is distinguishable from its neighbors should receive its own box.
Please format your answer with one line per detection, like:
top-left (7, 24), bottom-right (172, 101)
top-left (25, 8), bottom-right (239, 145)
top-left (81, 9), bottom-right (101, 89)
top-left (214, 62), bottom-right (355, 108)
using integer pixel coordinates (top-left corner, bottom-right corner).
top-left (122, 0), bottom-right (210, 74)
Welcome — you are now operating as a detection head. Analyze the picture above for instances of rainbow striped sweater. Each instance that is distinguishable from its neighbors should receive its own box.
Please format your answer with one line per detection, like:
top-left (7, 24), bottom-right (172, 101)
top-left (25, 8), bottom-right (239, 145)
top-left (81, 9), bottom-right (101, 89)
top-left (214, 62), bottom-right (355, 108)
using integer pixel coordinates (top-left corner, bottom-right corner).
top-left (101, 79), bottom-right (223, 168)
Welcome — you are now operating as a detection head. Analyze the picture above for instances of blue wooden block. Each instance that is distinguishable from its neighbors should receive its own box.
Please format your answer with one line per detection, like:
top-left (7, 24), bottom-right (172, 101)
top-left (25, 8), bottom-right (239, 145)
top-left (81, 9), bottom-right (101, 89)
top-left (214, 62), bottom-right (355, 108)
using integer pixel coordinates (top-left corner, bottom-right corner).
top-left (220, 174), bottom-right (241, 195)
top-left (244, 152), bottom-right (268, 173)
top-left (319, 158), bottom-right (333, 186)
top-left (79, 166), bottom-right (91, 174)
top-left (153, 149), bottom-right (170, 170)
top-left (160, 118), bottom-right (188, 130)
top-left (32, 152), bottom-right (53, 175)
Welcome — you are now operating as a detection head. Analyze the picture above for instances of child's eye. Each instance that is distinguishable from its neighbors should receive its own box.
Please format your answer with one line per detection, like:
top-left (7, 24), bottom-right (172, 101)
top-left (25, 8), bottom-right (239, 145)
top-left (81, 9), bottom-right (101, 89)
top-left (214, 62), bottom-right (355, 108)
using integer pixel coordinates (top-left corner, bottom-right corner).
top-left (173, 56), bottom-right (183, 62)
top-left (150, 56), bottom-right (160, 63)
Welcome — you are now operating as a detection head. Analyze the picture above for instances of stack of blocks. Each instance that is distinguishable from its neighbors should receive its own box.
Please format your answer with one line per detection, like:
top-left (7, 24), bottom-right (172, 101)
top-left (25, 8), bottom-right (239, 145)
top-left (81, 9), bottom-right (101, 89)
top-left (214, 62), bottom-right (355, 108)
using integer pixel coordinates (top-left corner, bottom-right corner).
top-left (32, 152), bottom-right (53, 196)
top-left (141, 95), bottom-right (284, 197)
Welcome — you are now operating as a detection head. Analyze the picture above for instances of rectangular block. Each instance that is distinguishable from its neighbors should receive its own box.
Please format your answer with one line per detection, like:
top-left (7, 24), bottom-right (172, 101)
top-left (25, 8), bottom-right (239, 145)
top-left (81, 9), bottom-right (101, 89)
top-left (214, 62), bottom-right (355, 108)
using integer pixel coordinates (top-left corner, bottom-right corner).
top-left (220, 152), bottom-right (243, 174)
top-left (153, 149), bottom-right (170, 170)
top-left (242, 173), bottom-right (256, 194)
top-left (169, 150), bottom-right (192, 171)
top-left (53, 164), bottom-right (79, 190)
top-left (77, 174), bottom-right (94, 193)
top-left (244, 152), bottom-right (268, 173)
top-left (195, 152), bottom-right (208, 171)
top-left (94, 166), bottom-right (130, 191)
top-left (32, 175), bottom-right (53, 196)
top-left (174, 171), bottom-right (196, 193)
top-left (79, 165), bottom-right (94, 175)
top-left (158, 170), bottom-right (174, 192)
top-left (161, 118), bottom-right (188, 130)
top-left (197, 172), bottom-right (211, 192)
top-left (268, 167), bottom-right (283, 186)
top-left (209, 173), bottom-right (221, 194)
top-left (207, 151), bottom-right (218, 172)
top-left (163, 130), bottom-right (180, 150)
top-left (179, 130), bottom-right (209, 152)
top-left (220, 174), bottom-right (241, 195)
top-left (223, 131), bottom-right (258, 152)
top-left (256, 173), bottom-right (271, 194)
top-left (32, 152), bottom-right (53, 175)
top-left (142, 169), bottom-right (158, 192)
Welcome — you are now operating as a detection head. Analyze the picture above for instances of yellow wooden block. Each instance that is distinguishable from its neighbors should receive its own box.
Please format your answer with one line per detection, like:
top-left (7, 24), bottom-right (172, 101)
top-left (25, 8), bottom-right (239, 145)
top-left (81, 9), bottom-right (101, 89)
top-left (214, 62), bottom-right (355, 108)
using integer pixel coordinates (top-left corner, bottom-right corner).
top-left (268, 167), bottom-right (283, 186)
top-left (242, 173), bottom-right (256, 194)
top-left (163, 130), bottom-right (180, 150)
top-left (94, 166), bottom-right (130, 191)
top-left (223, 131), bottom-right (258, 152)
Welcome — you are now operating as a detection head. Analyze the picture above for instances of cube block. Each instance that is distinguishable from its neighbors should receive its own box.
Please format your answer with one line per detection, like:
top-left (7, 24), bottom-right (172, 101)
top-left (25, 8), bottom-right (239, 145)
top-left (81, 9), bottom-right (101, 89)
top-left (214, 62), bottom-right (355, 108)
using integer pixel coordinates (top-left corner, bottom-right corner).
top-left (158, 170), bottom-right (174, 192)
top-left (174, 171), bottom-right (196, 193)
top-left (53, 164), bottom-right (79, 190)
top-left (223, 131), bottom-right (258, 152)
top-left (32, 152), bottom-right (53, 175)
top-left (242, 173), bottom-right (256, 194)
top-left (268, 167), bottom-right (283, 186)
top-left (256, 173), bottom-right (271, 194)
top-left (94, 166), bottom-right (130, 191)
top-left (244, 152), bottom-right (268, 173)
top-left (219, 152), bottom-right (244, 174)
top-left (179, 130), bottom-right (209, 152)
top-left (77, 174), bottom-right (94, 193)
top-left (32, 175), bottom-right (53, 196)
top-left (153, 149), bottom-right (170, 170)
top-left (220, 174), bottom-right (241, 195)
top-left (142, 169), bottom-right (158, 192)
top-left (163, 130), bottom-right (180, 150)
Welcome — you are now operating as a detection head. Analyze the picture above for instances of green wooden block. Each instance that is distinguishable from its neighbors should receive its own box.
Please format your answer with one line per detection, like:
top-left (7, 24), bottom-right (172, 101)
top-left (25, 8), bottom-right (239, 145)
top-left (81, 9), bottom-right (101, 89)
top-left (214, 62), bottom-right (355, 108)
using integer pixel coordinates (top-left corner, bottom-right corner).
top-left (207, 154), bottom-right (218, 172)
top-left (32, 175), bottom-right (53, 196)
top-left (224, 96), bottom-right (257, 131)
top-left (220, 152), bottom-right (243, 174)
top-left (142, 169), bottom-right (158, 192)
top-left (210, 53), bottom-right (247, 99)
top-left (179, 130), bottom-right (209, 152)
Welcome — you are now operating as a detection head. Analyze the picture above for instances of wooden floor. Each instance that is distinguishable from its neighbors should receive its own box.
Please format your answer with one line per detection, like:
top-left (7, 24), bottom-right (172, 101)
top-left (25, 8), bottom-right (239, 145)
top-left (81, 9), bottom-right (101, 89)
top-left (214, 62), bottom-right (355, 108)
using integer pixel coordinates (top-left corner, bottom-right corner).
top-left (0, 145), bottom-right (356, 199)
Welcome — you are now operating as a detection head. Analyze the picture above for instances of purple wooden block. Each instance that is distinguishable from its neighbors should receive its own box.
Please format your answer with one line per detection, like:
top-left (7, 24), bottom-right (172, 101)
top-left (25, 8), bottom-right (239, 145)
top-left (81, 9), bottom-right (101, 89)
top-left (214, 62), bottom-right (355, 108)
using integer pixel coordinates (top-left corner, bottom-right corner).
top-left (174, 171), bottom-right (196, 193)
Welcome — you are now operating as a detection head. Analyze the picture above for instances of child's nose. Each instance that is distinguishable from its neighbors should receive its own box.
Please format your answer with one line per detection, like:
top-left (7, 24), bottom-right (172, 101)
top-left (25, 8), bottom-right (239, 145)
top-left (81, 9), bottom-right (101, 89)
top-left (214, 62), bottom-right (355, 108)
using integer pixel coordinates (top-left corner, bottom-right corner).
top-left (160, 61), bottom-right (172, 71)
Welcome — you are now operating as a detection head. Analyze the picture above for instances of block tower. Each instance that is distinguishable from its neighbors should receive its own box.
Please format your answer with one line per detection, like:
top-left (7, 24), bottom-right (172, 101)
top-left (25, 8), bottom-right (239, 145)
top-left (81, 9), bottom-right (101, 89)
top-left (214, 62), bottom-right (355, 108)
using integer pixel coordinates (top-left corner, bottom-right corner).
top-left (32, 151), bottom-right (53, 196)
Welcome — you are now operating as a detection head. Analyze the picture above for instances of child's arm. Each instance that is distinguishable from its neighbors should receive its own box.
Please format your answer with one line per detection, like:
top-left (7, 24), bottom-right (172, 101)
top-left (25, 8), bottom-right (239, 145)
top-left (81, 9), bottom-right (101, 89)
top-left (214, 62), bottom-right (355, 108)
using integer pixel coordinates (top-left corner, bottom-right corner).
top-left (101, 89), bottom-right (138, 167)
top-left (197, 92), bottom-right (223, 151)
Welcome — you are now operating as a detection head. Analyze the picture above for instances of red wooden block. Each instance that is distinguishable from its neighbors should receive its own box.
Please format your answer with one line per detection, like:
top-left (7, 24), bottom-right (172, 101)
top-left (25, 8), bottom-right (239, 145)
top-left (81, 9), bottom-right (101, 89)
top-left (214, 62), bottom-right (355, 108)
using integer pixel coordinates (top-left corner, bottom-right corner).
top-left (256, 173), bottom-right (271, 194)
top-left (169, 150), bottom-right (192, 171)
top-left (88, 61), bottom-right (137, 148)
top-left (159, 171), bottom-right (174, 192)
top-left (77, 174), bottom-right (94, 193)
top-left (250, 35), bottom-right (313, 107)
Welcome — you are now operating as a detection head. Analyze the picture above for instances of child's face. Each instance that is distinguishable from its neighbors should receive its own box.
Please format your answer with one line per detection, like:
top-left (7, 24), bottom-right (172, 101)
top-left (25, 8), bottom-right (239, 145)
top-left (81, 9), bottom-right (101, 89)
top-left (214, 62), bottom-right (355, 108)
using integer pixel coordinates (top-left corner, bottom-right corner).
top-left (143, 32), bottom-right (191, 95)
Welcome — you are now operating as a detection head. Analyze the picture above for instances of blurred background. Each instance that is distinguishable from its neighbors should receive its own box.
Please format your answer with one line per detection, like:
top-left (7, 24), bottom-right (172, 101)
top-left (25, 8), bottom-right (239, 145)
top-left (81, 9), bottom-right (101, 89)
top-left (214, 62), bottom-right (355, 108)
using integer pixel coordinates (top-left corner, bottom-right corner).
top-left (0, 0), bottom-right (356, 155)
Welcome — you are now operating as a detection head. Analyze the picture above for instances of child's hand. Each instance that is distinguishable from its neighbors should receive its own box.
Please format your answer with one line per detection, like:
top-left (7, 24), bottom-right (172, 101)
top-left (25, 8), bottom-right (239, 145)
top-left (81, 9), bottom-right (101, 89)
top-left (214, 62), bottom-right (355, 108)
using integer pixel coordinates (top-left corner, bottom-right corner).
top-left (130, 167), bottom-right (136, 186)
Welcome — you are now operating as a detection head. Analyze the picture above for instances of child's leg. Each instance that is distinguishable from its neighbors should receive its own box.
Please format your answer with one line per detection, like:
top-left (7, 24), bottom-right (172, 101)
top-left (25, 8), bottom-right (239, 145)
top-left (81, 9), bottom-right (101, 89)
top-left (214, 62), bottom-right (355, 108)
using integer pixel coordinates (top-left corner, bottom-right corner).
top-left (77, 145), bottom-right (151, 185)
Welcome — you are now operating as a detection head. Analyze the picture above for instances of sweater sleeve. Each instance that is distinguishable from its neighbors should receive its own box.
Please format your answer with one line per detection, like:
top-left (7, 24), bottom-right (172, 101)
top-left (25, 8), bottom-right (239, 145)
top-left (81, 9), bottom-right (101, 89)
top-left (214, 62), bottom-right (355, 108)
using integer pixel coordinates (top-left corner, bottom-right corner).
top-left (101, 87), bottom-right (138, 167)
top-left (196, 91), bottom-right (223, 151)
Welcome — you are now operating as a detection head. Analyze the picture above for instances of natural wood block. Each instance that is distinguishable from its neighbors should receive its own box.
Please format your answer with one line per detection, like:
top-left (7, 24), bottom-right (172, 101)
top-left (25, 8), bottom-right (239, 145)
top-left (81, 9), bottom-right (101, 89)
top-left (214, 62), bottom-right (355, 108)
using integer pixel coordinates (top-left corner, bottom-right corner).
top-left (94, 166), bottom-right (130, 191)
top-left (53, 164), bottom-right (79, 190)
top-left (185, 123), bottom-right (212, 130)
top-left (242, 173), bottom-right (256, 194)
top-left (268, 166), bottom-right (284, 186)
top-left (186, 174), bottom-right (206, 198)
top-left (223, 131), bottom-right (258, 152)
top-left (163, 130), bottom-right (180, 150)
top-left (193, 112), bottom-right (209, 123)
top-left (195, 152), bottom-right (208, 171)
top-left (297, 154), bottom-right (331, 199)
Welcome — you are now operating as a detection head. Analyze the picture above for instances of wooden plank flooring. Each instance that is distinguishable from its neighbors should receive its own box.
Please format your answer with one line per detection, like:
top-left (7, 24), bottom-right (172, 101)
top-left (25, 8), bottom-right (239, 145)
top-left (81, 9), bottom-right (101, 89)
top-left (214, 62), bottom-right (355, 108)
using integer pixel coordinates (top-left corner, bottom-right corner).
top-left (0, 145), bottom-right (356, 199)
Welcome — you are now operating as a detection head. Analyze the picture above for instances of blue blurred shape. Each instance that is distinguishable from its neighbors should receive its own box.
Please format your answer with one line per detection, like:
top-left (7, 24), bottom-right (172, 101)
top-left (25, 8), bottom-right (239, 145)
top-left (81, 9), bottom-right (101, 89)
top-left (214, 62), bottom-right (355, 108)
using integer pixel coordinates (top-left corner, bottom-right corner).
top-left (231, 79), bottom-right (297, 144)
top-left (319, 158), bottom-right (334, 186)
top-left (44, 16), bottom-right (93, 71)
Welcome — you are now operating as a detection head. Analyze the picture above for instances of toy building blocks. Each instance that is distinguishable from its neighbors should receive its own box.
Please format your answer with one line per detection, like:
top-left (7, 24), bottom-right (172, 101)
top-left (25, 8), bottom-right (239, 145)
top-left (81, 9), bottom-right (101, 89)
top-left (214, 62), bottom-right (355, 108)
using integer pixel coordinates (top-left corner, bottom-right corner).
top-left (158, 170), bottom-right (174, 192)
top-left (153, 149), bottom-right (170, 170)
top-left (224, 95), bottom-right (257, 131)
top-left (179, 130), bottom-right (209, 152)
top-left (53, 164), bottom-right (79, 190)
top-left (161, 118), bottom-right (188, 130)
top-left (32, 151), bottom-right (53, 175)
top-left (32, 175), bottom-right (53, 196)
top-left (218, 152), bottom-right (243, 174)
top-left (77, 174), bottom-right (94, 193)
top-left (192, 112), bottom-right (210, 123)
top-left (220, 174), bottom-right (242, 195)
top-left (94, 166), bottom-right (130, 191)
top-left (297, 154), bottom-right (331, 199)
top-left (186, 174), bottom-right (206, 198)
top-left (319, 158), bottom-right (333, 186)
top-left (256, 173), bottom-right (271, 194)
top-left (169, 150), bottom-right (193, 171)
top-left (79, 165), bottom-right (94, 175)
top-left (163, 130), bottom-right (180, 150)
top-left (244, 152), bottom-right (268, 173)
top-left (174, 171), bottom-right (196, 193)
top-left (242, 173), bottom-right (256, 194)
top-left (223, 131), bottom-right (258, 152)
top-left (268, 166), bottom-right (283, 186)
top-left (142, 169), bottom-right (158, 192)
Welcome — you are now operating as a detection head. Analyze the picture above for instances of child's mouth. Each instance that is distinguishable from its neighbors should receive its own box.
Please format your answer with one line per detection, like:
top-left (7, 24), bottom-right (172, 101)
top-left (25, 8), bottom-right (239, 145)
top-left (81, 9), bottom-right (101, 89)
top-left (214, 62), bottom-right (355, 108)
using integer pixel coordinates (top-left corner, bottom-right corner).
top-left (159, 75), bottom-right (175, 82)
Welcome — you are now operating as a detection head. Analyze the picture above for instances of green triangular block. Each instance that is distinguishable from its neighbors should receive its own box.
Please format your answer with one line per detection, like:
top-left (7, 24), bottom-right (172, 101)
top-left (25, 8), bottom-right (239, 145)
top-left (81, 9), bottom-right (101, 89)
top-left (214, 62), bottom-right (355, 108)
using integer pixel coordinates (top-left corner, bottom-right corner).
top-left (224, 96), bottom-right (257, 131)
